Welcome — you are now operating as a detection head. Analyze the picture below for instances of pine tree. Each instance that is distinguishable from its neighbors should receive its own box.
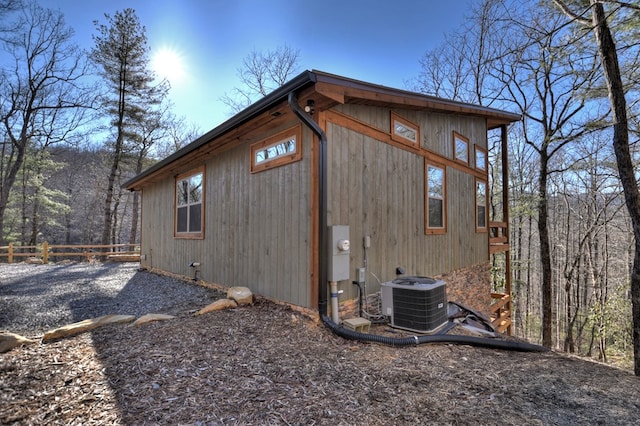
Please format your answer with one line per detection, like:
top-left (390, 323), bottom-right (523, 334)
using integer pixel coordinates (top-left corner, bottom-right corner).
top-left (90, 8), bottom-right (168, 248)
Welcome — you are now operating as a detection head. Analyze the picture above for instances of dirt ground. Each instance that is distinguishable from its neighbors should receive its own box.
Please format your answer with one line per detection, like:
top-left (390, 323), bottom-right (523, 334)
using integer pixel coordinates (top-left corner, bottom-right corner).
top-left (2, 265), bottom-right (640, 425)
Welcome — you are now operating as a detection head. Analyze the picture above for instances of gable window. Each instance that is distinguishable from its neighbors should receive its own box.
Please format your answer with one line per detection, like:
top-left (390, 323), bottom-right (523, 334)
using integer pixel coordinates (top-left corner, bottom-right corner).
top-left (425, 161), bottom-right (446, 234)
top-left (175, 167), bottom-right (205, 238)
top-left (391, 112), bottom-right (419, 146)
top-left (453, 132), bottom-right (469, 164)
top-left (475, 145), bottom-right (487, 171)
top-left (251, 125), bottom-right (302, 173)
top-left (476, 179), bottom-right (487, 232)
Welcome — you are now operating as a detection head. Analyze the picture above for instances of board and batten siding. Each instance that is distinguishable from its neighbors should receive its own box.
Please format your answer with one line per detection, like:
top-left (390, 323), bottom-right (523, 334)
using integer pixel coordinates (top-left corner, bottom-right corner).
top-left (140, 124), bottom-right (313, 308)
top-left (326, 104), bottom-right (489, 302)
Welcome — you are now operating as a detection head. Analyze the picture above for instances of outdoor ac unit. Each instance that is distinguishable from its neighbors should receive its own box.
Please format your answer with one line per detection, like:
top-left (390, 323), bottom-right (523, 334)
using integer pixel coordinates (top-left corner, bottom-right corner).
top-left (381, 277), bottom-right (448, 333)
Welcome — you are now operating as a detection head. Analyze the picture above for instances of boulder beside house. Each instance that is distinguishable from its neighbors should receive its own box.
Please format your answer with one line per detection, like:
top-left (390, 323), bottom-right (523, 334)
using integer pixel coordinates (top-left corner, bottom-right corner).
top-left (124, 70), bottom-right (518, 333)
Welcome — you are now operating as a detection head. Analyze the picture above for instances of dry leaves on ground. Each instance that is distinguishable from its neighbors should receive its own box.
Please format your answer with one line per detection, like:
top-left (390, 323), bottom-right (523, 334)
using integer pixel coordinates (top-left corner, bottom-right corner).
top-left (2, 298), bottom-right (640, 425)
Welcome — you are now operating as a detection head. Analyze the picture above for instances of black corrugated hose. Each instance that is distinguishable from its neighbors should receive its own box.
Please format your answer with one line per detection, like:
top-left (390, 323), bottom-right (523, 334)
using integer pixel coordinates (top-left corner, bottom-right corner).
top-left (321, 315), bottom-right (548, 352)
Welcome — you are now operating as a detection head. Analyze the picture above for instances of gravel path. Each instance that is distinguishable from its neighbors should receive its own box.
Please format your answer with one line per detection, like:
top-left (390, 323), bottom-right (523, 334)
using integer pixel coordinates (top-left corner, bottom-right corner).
top-left (0, 261), bottom-right (224, 336)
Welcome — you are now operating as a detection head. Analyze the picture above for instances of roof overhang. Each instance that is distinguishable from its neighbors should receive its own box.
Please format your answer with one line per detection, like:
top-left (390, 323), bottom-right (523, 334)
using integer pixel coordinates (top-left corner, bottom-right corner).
top-left (124, 70), bottom-right (521, 191)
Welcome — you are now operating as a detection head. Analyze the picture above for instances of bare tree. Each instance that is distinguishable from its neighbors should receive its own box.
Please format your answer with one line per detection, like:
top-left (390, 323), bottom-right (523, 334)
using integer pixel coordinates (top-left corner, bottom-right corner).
top-left (220, 45), bottom-right (301, 113)
top-left (553, 0), bottom-right (640, 375)
top-left (0, 1), bottom-right (93, 244)
top-left (91, 8), bottom-right (168, 248)
top-left (126, 105), bottom-right (174, 245)
top-left (488, 2), bottom-right (603, 348)
top-left (413, 0), bottom-right (505, 107)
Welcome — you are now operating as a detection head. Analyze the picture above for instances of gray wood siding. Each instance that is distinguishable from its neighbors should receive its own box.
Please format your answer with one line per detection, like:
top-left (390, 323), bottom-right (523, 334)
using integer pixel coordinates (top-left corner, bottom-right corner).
top-left (140, 125), bottom-right (313, 307)
top-left (327, 106), bottom-right (489, 302)
top-left (336, 104), bottom-right (488, 156)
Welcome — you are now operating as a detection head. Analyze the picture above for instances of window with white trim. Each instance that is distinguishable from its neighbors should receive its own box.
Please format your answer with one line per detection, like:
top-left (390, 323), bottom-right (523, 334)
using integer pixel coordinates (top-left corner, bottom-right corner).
top-left (425, 162), bottom-right (446, 234)
top-left (391, 112), bottom-right (419, 146)
top-left (175, 168), bottom-right (204, 238)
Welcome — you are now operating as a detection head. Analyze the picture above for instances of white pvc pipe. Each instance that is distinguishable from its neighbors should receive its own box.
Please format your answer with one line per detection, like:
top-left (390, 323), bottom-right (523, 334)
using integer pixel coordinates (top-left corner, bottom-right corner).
top-left (330, 281), bottom-right (339, 323)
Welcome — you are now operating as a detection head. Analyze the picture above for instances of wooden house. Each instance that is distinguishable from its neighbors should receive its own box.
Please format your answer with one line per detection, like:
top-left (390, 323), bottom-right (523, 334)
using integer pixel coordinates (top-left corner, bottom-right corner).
top-left (124, 70), bottom-right (519, 331)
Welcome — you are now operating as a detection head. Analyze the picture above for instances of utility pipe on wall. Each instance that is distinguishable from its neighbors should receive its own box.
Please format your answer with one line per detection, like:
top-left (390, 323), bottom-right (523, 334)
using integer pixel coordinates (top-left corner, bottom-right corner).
top-left (330, 281), bottom-right (339, 323)
top-left (288, 90), bottom-right (329, 316)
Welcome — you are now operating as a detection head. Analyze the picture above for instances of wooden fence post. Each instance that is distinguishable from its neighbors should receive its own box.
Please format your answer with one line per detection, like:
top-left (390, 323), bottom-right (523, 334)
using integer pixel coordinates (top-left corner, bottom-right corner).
top-left (42, 241), bottom-right (49, 264)
top-left (8, 242), bottom-right (13, 264)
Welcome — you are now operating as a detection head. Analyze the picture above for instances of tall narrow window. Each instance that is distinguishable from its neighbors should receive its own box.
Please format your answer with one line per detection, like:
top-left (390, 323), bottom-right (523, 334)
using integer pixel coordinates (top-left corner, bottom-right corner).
top-left (425, 162), bottom-right (446, 234)
top-left (475, 145), bottom-right (487, 171)
top-left (453, 132), bottom-right (469, 164)
top-left (391, 112), bottom-right (419, 146)
top-left (175, 167), bottom-right (205, 238)
top-left (476, 180), bottom-right (487, 232)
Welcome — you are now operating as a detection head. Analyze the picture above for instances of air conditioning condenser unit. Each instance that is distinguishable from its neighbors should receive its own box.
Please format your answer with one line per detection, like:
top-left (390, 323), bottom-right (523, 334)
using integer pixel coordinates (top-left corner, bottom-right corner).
top-left (381, 276), bottom-right (448, 333)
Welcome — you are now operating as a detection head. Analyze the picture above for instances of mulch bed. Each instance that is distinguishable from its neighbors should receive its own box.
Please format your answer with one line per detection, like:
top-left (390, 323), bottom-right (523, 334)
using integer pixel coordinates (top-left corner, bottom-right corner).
top-left (2, 295), bottom-right (640, 425)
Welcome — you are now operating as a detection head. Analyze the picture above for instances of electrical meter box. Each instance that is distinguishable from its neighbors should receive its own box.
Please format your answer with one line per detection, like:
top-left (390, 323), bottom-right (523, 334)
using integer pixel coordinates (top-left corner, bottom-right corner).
top-left (328, 225), bottom-right (350, 281)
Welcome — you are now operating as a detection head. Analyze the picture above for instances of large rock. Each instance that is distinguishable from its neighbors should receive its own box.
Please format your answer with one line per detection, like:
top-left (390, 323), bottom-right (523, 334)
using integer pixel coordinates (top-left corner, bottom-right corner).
top-left (0, 331), bottom-right (35, 353)
top-left (129, 313), bottom-right (175, 327)
top-left (42, 314), bottom-right (135, 342)
top-left (195, 299), bottom-right (237, 315)
top-left (227, 286), bottom-right (254, 305)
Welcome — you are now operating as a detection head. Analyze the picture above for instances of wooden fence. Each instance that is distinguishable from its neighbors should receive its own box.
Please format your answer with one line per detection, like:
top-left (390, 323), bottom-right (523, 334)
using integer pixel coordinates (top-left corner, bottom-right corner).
top-left (0, 242), bottom-right (140, 264)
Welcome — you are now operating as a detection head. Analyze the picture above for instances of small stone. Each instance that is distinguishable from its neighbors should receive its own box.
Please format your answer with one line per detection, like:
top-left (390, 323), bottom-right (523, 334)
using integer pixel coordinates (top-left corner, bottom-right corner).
top-left (42, 314), bottom-right (135, 342)
top-left (129, 314), bottom-right (175, 327)
top-left (195, 299), bottom-right (237, 315)
top-left (227, 287), bottom-right (253, 305)
top-left (0, 331), bottom-right (36, 353)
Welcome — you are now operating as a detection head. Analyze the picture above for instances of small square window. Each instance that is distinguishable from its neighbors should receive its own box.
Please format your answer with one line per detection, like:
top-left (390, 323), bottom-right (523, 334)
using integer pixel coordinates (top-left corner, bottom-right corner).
top-left (453, 132), bottom-right (469, 164)
top-left (391, 113), bottom-right (420, 146)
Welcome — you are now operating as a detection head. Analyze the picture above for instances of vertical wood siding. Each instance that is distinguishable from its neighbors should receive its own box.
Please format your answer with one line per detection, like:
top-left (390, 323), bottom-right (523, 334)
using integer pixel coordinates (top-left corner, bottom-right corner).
top-left (141, 124), bottom-right (313, 307)
top-left (328, 104), bottom-right (489, 302)
top-left (140, 102), bottom-right (490, 309)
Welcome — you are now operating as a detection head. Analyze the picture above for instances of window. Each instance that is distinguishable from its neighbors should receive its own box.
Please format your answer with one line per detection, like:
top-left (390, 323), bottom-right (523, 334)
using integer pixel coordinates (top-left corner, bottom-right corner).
top-left (476, 180), bottom-right (487, 231)
top-left (475, 145), bottom-right (487, 171)
top-left (425, 161), bottom-right (446, 234)
top-left (251, 125), bottom-right (302, 173)
top-left (175, 167), bottom-right (204, 238)
top-left (453, 132), bottom-right (469, 164)
top-left (391, 112), bottom-right (419, 146)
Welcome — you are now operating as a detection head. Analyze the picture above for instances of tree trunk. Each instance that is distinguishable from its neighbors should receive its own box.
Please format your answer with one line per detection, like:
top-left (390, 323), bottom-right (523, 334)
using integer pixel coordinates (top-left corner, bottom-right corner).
top-left (101, 143), bottom-right (121, 247)
top-left (5, 145), bottom-right (27, 246)
top-left (591, 0), bottom-right (640, 376)
top-left (129, 155), bottom-right (144, 245)
top-left (525, 214), bottom-right (533, 340)
top-left (538, 151), bottom-right (553, 348)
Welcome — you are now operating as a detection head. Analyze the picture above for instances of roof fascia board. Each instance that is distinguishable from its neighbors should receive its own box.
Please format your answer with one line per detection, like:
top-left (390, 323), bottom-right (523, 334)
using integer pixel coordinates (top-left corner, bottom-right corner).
top-left (124, 70), bottom-right (316, 190)
top-left (125, 69), bottom-right (521, 190)
top-left (312, 70), bottom-right (521, 124)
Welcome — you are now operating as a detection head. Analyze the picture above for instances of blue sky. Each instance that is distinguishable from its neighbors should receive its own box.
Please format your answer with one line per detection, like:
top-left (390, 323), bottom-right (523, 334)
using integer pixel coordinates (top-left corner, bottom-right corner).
top-left (41, 0), bottom-right (471, 133)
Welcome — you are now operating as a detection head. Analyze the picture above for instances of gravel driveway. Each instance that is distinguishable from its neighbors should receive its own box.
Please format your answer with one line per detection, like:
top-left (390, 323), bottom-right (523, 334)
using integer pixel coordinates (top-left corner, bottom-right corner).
top-left (0, 261), bottom-right (223, 336)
